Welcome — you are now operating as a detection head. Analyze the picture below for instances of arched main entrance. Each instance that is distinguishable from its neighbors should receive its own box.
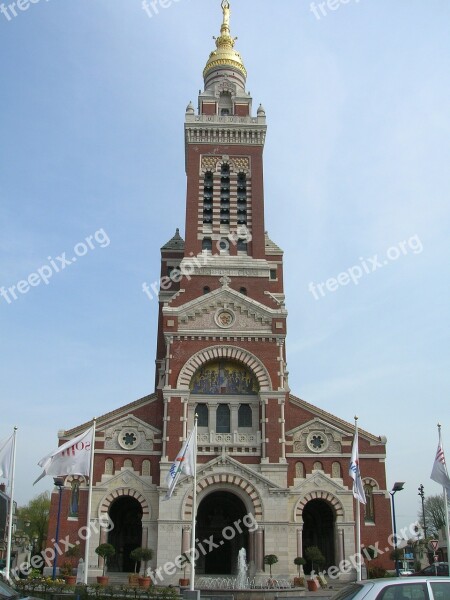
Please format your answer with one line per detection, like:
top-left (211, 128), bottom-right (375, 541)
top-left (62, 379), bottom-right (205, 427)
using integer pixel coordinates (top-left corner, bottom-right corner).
top-left (302, 499), bottom-right (335, 572)
top-left (196, 491), bottom-right (249, 575)
top-left (107, 497), bottom-right (143, 572)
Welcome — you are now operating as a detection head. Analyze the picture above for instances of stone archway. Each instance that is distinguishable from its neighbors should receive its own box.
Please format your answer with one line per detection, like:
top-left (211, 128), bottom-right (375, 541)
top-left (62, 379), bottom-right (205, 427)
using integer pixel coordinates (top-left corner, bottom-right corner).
top-left (196, 491), bottom-right (248, 575)
top-left (107, 496), bottom-right (143, 572)
top-left (295, 492), bottom-right (344, 573)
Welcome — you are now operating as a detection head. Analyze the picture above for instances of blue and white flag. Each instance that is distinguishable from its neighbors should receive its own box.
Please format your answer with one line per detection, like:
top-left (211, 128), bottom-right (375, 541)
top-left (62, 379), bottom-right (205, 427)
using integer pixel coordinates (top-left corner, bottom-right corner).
top-left (431, 440), bottom-right (450, 492)
top-left (164, 426), bottom-right (196, 501)
top-left (349, 429), bottom-right (366, 504)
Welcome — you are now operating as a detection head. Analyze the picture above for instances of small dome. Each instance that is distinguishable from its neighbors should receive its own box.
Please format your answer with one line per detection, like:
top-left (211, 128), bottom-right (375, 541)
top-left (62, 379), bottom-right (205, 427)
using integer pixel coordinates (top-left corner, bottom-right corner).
top-left (257, 104), bottom-right (266, 117)
top-left (186, 101), bottom-right (195, 115)
top-left (203, 1), bottom-right (247, 81)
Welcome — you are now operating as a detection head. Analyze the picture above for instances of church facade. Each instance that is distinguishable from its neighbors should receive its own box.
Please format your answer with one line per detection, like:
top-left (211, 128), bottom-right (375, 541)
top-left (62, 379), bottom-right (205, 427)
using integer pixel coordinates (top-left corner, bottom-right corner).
top-left (47, 1), bottom-right (392, 583)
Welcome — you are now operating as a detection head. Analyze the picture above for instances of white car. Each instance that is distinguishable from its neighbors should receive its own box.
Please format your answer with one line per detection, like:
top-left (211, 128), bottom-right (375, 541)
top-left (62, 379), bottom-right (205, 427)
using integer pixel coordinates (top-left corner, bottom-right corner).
top-left (331, 577), bottom-right (449, 599)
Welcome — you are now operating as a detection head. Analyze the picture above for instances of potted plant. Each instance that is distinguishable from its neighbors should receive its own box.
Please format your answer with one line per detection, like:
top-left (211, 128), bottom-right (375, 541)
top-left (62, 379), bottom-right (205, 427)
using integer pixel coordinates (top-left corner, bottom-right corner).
top-left (130, 547), bottom-right (153, 588)
top-left (129, 548), bottom-right (142, 587)
top-left (59, 561), bottom-right (76, 585)
top-left (293, 556), bottom-right (306, 587)
top-left (95, 543), bottom-right (115, 585)
top-left (264, 554), bottom-right (278, 586)
top-left (61, 545), bottom-right (81, 584)
top-left (305, 546), bottom-right (325, 591)
top-left (179, 552), bottom-right (190, 587)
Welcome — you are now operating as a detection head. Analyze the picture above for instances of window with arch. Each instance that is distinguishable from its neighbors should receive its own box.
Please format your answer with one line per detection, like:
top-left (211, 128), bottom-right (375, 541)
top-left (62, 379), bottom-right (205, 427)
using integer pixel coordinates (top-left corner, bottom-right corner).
top-left (141, 460), bottom-right (151, 477)
top-left (216, 404), bottom-right (230, 433)
top-left (313, 461), bottom-right (323, 471)
top-left (239, 287), bottom-right (247, 296)
top-left (123, 459), bottom-right (133, 469)
top-left (203, 286), bottom-right (211, 295)
top-left (332, 462), bottom-right (342, 479)
top-left (364, 484), bottom-right (375, 522)
top-left (202, 237), bottom-right (212, 252)
top-left (196, 403), bottom-right (209, 427)
top-left (238, 404), bottom-right (252, 427)
top-left (295, 461), bottom-right (305, 478)
top-left (69, 480), bottom-right (80, 518)
top-left (105, 458), bottom-right (114, 475)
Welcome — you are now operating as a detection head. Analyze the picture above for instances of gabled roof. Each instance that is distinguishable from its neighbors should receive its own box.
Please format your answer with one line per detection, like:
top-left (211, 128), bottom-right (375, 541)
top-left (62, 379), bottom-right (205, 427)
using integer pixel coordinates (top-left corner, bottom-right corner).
top-left (288, 393), bottom-right (386, 444)
top-left (265, 232), bottom-right (283, 255)
top-left (61, 393), bottom-right (158, 439)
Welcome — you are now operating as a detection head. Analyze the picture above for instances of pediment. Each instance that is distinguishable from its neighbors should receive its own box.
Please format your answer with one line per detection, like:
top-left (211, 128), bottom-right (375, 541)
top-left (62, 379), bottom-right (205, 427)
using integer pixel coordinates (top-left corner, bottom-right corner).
top-left (100, 467), bottom-right (151, 489)
top-left (286, 418), bottom-right (344, 455)
top-left (293, 470), bottom-right (347, 493)
top-left (164, 286), bottom-right (286, 333)
top-left (100, 414), bottom-right (161, 452)
top-left (196, 453), bottom-right (285, 491)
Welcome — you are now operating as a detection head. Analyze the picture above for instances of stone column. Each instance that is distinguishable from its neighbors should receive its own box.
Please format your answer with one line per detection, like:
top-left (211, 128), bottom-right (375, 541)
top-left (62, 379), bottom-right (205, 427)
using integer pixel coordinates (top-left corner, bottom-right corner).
top-left (255, 528), bottom-right (264, 572)
top-left (98, 525), bottom-right (107, 571)
top-left (279, 398), bottom-right (286, 461)
top-left (296, 526), bottom-right (305, 576)
top-left (261, 400), bottom-right (267, 460)
top-left (162, 396), bottom-right (169, 460)
top-left (182, 526), bottom-right (191, 554)
top-left (338, 528), bottom-right (345, 564)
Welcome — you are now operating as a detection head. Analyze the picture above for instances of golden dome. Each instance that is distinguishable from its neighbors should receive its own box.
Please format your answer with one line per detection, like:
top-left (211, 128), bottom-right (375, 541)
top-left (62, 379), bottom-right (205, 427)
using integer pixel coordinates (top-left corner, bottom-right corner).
top-left (203, 1), bottom-right (247, 80)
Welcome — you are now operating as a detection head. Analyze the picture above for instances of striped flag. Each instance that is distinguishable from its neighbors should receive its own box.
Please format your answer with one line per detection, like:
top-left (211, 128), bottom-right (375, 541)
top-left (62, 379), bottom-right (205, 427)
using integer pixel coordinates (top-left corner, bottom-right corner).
top-left (163, 426), bottom-right (196, 501)
top-left (0, 435), bottom-right (14, 480)
top-left (431, 441), bottom-right (450, 492)
top-left (349, 429), bottom-right (366, 504)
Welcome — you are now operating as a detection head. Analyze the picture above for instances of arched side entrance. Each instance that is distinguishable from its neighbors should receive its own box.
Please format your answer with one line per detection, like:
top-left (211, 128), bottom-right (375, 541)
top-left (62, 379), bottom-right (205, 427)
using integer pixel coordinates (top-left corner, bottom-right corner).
top-left (107, 497), bottom-right (143, 572)
top-left (99, 489), bottom-right (150, 573)
top-left (295, 492), bottom-right (344, 573)
top-left (302, 500), bottom-right (334, 572)
top-left (196, 491), bottom-right (249, 575)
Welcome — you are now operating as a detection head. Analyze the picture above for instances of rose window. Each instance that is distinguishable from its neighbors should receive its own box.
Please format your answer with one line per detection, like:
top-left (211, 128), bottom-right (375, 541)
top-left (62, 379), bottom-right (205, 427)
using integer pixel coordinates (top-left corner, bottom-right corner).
top-left (306, 431), bottom-right (329, 453)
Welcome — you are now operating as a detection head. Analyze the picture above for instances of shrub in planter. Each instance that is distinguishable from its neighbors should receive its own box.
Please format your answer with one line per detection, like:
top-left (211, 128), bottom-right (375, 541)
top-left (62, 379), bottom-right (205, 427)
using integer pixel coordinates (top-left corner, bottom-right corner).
top-left (94, 543), bottom-right (115, 585)
top-left (130, 547), bottom-right (153, 587)
top-left (293, 556), bottom-right (306, 586)
top-left (264, 554), bottom-right (278, 578)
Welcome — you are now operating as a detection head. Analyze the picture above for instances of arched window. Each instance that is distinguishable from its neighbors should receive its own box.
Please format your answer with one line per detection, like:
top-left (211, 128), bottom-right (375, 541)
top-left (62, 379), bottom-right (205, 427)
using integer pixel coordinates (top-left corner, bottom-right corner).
top-left (203, 286), bottom-right (211, 295)
top-left (313, 461), bottom-right (323, 471)
top-left (196, 403), bottom-right (209, 427)
top-left (364, 485), bottom-right (375, 522)
top-left (332, 462), bottom-right (342, 479)
top-left (239, 287), bottom-right (247, 296)
top-left (203, 171), bottom-right (213, 225)
top-left (124, 459), bottom-right (133, 469)
top-left (238, 404), bottom-right (252, 427)
top-left (216, 404), bottom-right (230, 433)
top-left (295, 462), bottom-right (305, 478)
top-left (142, 460), bottom-right (151, 477)
top-left (202, 237), bottom-right (212, 252)
top-left (69, 480), bottom-right (80, 518)
top-left (220, 164), bottom-right (230, 226)
top-left (105, 458), bottom-right (114, 475)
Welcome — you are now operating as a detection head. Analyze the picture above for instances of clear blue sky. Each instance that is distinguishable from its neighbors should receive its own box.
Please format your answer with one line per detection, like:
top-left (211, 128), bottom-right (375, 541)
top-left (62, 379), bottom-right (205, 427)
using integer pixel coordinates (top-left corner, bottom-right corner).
top-left (1, 0), bottom-right (449, 535)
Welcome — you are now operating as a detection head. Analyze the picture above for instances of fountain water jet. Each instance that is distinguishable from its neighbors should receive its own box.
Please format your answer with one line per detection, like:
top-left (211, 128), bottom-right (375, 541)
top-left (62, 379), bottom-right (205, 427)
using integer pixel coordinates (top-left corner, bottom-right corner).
top-left (236, 547), bottom-right (248, 589)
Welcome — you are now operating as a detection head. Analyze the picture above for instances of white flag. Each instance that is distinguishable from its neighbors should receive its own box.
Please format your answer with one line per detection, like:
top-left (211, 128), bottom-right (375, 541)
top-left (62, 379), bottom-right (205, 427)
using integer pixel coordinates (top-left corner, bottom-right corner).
top-left (349, 429), bottom-right (366, 504)
top-left (163, 427), bottom-right (196, 501)
top-left (0, 435), bottom-right (13, 480)
top-left (34, 426), bottom-right (94, 485)
top-left (431, 442), bottom-right (450, 492)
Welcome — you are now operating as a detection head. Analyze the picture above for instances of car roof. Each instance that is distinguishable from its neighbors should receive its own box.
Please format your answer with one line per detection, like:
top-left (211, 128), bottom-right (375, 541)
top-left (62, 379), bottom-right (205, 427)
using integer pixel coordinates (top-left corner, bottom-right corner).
top-left (361, 576), bottom-right (449, 586)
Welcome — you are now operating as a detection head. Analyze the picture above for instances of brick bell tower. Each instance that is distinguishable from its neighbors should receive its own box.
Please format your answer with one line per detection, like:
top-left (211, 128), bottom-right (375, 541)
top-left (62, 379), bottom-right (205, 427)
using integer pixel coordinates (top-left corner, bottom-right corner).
top-left (155, 0), bottom-right (289, 574)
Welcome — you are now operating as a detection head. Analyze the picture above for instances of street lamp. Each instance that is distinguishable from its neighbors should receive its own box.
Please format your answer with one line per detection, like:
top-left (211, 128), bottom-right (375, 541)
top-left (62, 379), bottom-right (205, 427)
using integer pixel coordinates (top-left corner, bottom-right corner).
top-left (418, 484), bottom-right (427, 540)
top-left (52, 477), bottom-right (65, 580)
top-left (390, 482), bottom-right (405, 577)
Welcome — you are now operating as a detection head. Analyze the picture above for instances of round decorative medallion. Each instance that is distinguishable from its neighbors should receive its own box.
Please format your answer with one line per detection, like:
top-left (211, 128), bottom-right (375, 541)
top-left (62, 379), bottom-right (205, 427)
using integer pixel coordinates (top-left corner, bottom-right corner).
top-left (306, 431), bottom-right (329, 453)
top-left (118, 428), bottom-right (140, 450)
top-left (215, 308), bottom-right (235, 329)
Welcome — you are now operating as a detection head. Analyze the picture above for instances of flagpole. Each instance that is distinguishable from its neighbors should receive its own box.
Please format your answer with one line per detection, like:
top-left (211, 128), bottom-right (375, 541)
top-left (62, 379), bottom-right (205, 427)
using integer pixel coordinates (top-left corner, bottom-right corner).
top-left (83, 418), bottom-right (96, 585)
top-left (5, 427), bottom-right (17, 583)
top-left (190, 416), bottom-right (198, 592)
top-left (354, 417), bottom-right (362, 582)
top-left (437, 423), bottom-right (450, 574)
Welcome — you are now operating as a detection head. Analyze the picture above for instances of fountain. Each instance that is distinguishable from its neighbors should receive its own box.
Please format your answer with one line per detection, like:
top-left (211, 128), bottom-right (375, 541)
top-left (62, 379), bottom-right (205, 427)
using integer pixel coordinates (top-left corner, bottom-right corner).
top-left (236, 547), bottom-right (248, 589)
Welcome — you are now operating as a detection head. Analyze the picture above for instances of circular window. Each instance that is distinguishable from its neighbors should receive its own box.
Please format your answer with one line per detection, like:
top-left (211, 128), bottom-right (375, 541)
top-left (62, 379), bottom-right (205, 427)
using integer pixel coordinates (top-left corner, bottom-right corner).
top-left (118, 429), bottom-right (140, 450)
top-left (215, 308), bottom-right (235, 328)
top-left (306, 431), bottom-right (329, 453)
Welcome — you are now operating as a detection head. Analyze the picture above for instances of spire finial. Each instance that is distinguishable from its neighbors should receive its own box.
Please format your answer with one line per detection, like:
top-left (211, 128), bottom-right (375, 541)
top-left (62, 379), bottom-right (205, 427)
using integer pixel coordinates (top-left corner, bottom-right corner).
top-left (221, 0), bottom-right (231, 32)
